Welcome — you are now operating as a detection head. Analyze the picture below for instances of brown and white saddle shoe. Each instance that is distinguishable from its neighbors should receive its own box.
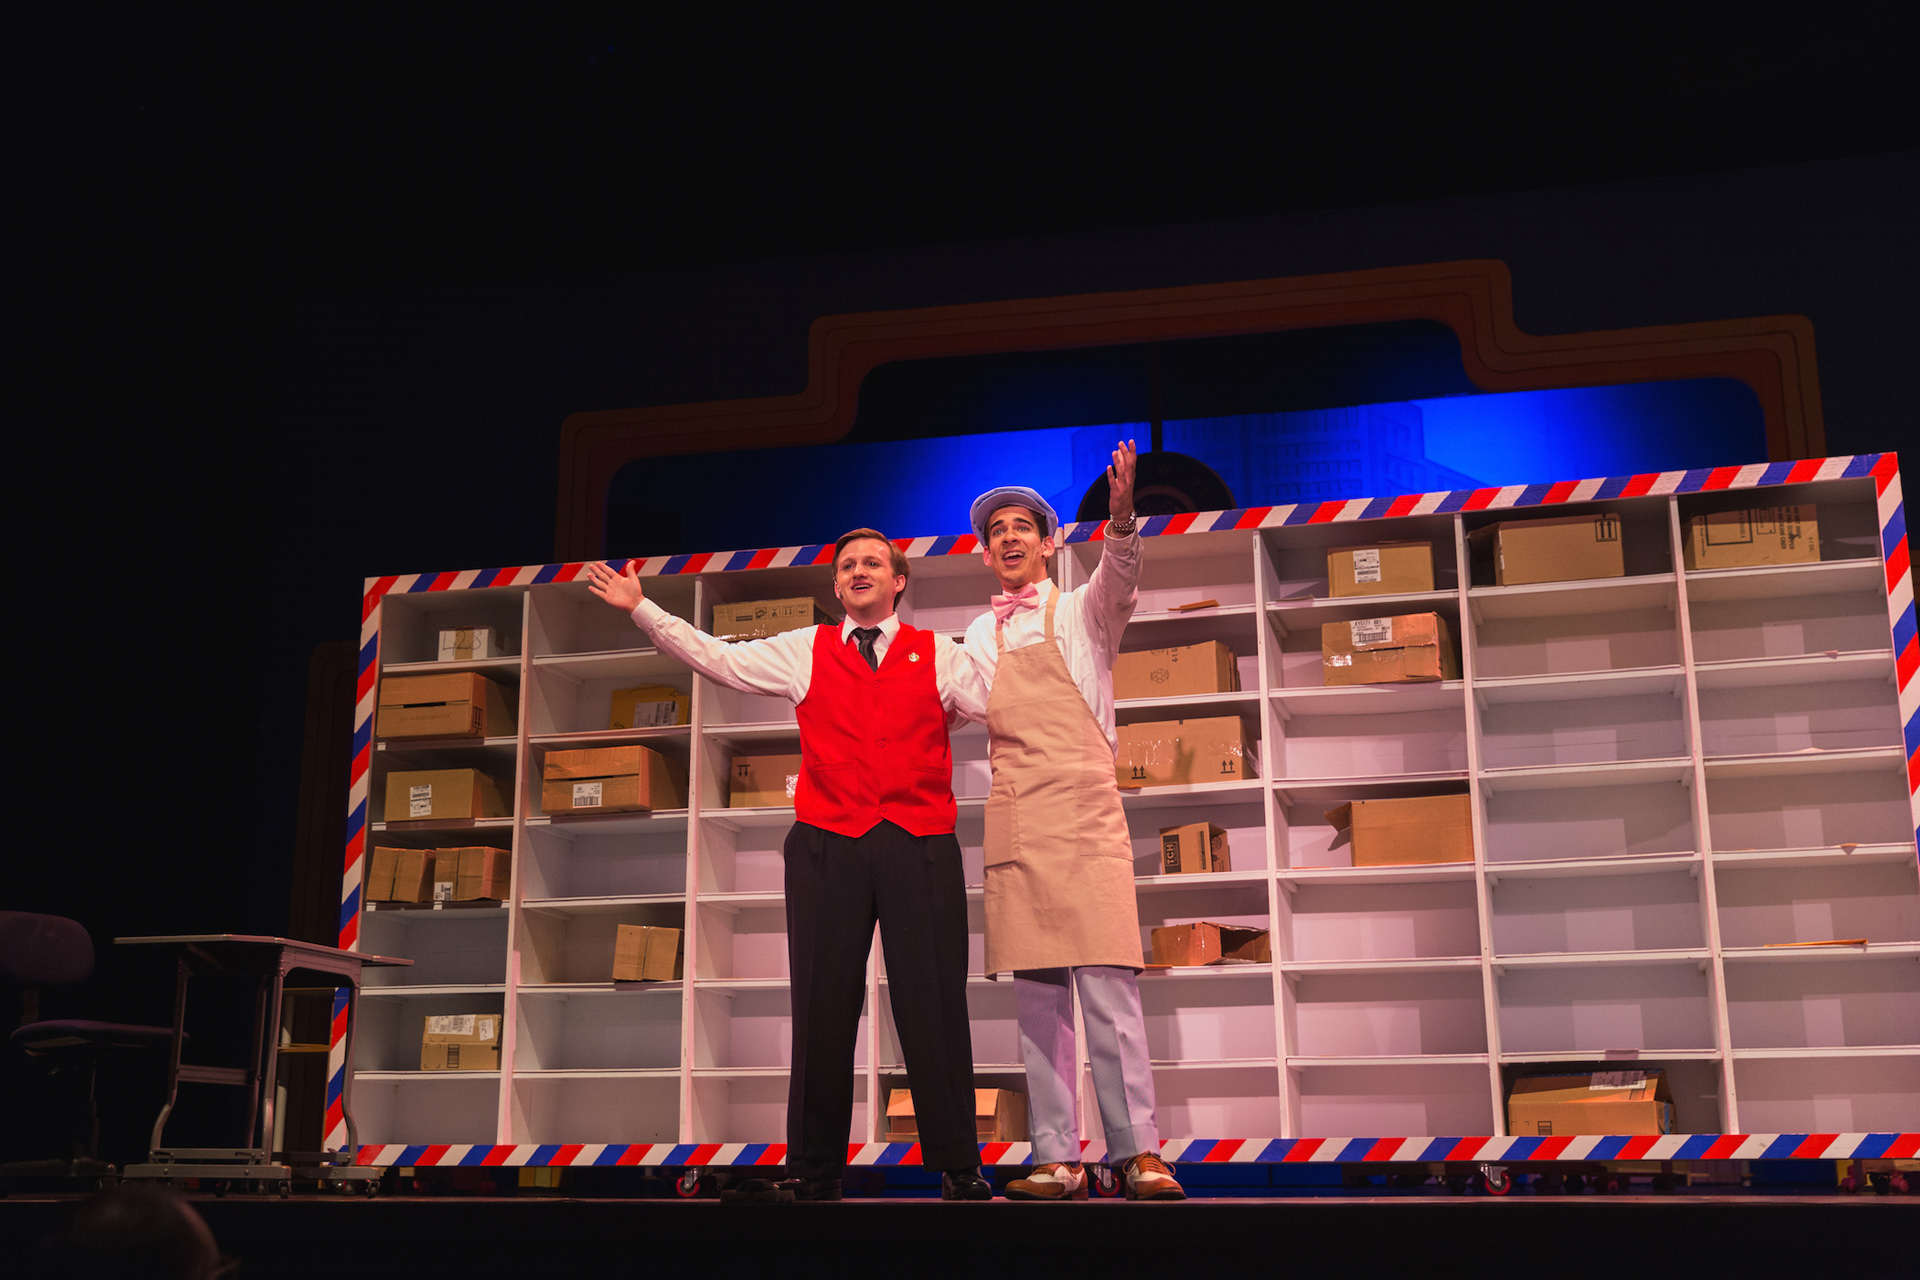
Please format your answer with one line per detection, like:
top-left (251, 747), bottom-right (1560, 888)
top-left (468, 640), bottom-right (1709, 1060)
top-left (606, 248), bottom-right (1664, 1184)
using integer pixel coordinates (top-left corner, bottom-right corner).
top-left (1004, 1161), bottom-right (1089, 1200)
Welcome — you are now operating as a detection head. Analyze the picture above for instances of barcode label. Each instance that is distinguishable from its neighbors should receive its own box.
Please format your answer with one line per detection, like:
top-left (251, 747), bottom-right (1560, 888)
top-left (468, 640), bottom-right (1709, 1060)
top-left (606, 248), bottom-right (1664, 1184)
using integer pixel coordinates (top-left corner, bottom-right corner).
top-left (433, 880), bottom-right (454, 902)
top-left (1589, 1070), bottom-right (1648, 1090)
top-left (573, 781), bottom-right (604, 807)
top-left (1350, 617), bottom-right (1393, 646)
top-left (426, 1015), bottom-right (477, 1036)
top-left (409, 784), bottom-right (432, 818)
top-left (1352, 548), bottom-right (1382, 583)
top-left (633, 699), bottom-right (678, 728)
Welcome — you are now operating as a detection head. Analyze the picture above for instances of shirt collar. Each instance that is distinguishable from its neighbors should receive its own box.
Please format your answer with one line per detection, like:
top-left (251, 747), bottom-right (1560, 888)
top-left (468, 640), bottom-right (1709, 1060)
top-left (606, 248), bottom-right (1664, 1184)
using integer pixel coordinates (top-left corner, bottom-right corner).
top-left (839, 613), bottom-right (901, 643)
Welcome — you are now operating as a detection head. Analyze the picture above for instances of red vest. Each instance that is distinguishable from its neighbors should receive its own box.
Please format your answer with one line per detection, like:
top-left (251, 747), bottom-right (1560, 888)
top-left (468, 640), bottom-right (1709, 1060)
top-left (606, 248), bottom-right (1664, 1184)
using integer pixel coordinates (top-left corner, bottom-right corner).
top-left (794, 622), bottom-right (957, 838)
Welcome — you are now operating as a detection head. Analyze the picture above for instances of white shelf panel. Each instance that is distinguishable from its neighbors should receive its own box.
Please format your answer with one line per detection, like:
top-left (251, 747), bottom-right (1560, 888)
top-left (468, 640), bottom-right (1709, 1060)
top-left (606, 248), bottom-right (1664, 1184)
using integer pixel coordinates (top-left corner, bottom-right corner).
top-left (1269, 589), bottom-right (1460, 620)
top-left (382, 657), bottom-right (522, 676)
top-left (699, 804), bottom-right (797, 830)
top-left (691, 1066), bottom-right (792, 1079)
top-left (1123, 604), bottom-right (1263, 647)
top-left (1682, 557), bottom-right (1886, 602)
top-left (1492, 949), bottom-right (1711, 970)
top-left (518, 981), bottom-right (685, 996)
top-left (529, 726), bottom-right (693, 747)
top-left (1473, 666), bottom-right (1686, 705)
top-left (1270, 682), bottom-right (1465, 715)
top-left (697, 891), bottom-right (786, 912)
top-left (1498, 1048), bottom-right (1723, 1063)
top-left (1469, 575), bottom-right (1677, 620)
top-left (371, 817), bottom-right (516, 833)
top-left (1721, 943), bottom-right (1920, 965)
top-left (511, 1067), bottom-right (683, 1080)
top-left (354, 1069), bottom-right (502, 1081)
top-left (1286, 1054), bottom-right (1489, 1068)
top-left (1139, 962), bottom-right (1275, 981)
top-left (1692, 651), bottom-right (1894, 690)
top-left (1485, 852), bottom-right (1702, 882)
top-left (1275, 769), bottom-right (1468, 791)
top-left (1478, 758), bottom-right (1693, 792)
top-left (1712, 844), bottom-right (1917, 869)
top-left (1731, 1045), bottom-right (1920, 1060)
top-left (1703, 746), bottom-right (1905, 778)
top-left (364, 901), bottom-right (511, 918)
top-left (522, 895), bottom-right (687, 916)
top-left (375, 735), bottom-right (518, 754)
top-left (1284, 957), bottom-right (1481, 976)
top-left (1135, 870), bottom-right (1271, 892)
top-left (525, 810), bottom-right (691, 835)
top-left (1121, 780), bottom-right (1269, 808)
top-left (702, 721), bottom-right (801, 743)
top-left (360, 984), bottom-right (507, 998)
top-left (1116, 691), bottom-right (1261, 716)
top-left (1145, 1057), bottom-right (1280, 1072)
top-left (1278, 863), bottom-right (1477, 889)
top-left (693, 978), bottom-right (792, 993)
top-left (530, 647), bottom-right (673, 671)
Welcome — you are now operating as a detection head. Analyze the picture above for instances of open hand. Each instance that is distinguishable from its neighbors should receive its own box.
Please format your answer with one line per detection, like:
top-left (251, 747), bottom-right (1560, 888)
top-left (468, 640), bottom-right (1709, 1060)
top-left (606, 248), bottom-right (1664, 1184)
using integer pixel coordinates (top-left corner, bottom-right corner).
top-left (585, 559), bottom-right (644, 612)
top-left (1108, 439), bottom-right (1137, 520)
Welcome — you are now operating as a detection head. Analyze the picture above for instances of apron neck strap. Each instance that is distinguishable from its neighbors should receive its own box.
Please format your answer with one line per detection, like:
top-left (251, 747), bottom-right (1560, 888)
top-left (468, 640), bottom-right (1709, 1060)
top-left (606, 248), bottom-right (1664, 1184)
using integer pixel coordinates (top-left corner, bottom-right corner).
top-left (994, 581), bottom-right (1059, 654)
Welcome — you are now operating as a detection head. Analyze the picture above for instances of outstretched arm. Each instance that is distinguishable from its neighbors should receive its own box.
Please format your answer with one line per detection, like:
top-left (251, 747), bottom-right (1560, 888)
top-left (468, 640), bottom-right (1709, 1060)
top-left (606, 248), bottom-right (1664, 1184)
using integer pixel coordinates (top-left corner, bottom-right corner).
top-left (586, 558), bottom-right (644, 612)
top-left (584, 559), bottom-right (812, 703)
top-left (1084, 440), bottom-right (1142, 658)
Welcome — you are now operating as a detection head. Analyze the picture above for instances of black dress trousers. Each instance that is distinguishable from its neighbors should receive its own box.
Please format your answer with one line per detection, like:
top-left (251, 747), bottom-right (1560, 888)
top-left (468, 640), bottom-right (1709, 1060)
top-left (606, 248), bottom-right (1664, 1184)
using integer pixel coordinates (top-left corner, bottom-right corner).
top-left (783, 819), bottom-right (978, 1178)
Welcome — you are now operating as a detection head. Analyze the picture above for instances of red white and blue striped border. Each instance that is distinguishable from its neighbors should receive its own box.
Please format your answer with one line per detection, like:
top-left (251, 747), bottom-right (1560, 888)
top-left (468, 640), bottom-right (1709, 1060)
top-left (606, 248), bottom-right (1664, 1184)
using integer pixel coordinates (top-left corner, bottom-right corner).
top-left (328, 451), bottom-right (1908, 1152)
top-left (351, 1133), bottom-right (1920, 1168)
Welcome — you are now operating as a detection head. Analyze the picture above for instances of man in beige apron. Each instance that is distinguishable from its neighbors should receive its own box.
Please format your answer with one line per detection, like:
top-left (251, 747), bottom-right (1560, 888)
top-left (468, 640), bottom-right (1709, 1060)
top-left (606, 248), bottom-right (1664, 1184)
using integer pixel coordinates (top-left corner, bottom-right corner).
top-left (960, 442), bottom-right (1185, 1201)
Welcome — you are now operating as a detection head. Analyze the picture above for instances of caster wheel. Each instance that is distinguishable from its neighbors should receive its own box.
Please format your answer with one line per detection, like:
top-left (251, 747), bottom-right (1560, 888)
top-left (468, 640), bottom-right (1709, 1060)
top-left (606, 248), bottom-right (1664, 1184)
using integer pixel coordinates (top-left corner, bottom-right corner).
top-left (363, 1178), bottom-right (381, 1198)
top-left (1089, 1165), bottom-right (1123, 1198)
top-left (1889, 1173), bottom-right (1910, 1195)
top-left (1869, 1172), bottom-right (1892, 1196)
top-left (212, 1180), bottom-right (230, 1198)
top-left (278, 1180), bottom-right (292, 1199)
top-left (1598, 1173), bottom-right (1627, 1195)
top-left (1477, 1166), bottom-right (1512, 1196)
top-left (674, 1169), bottom-right (705, 1199)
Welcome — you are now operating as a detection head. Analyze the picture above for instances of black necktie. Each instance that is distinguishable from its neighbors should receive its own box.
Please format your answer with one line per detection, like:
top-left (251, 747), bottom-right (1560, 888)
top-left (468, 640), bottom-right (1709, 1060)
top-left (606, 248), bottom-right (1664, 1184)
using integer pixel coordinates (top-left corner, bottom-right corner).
top-left (851, 626), bottom-right (881, 671)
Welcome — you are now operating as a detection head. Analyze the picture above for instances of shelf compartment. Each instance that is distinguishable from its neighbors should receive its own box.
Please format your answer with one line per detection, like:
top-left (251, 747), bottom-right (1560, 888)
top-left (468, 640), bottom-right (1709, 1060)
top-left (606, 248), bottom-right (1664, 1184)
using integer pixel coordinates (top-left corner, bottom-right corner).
top-left (1724, 955), bottom-right (1920, 1052)
top-left (1121, 793), bottom-right (1268, 878)
top-left (1134, 1062), bottom-right (1284, 1142)
top-left (1470, 581), bottom-right (1679, 680)
top-left (1495, 960), bottom-right (1714, 1056)
top-left (697, 815), bottom-right (792, 894)
top-left (376, 587), bottom-right (527, 667)
top-left (358, 911), bottom-right (507, 989)
top-left (1273, 701), bottom-right (1468, 781)
top-left (350, 989), bottom-right (506, 1074)
top-left (1696, 678), bottom-right (1900, 759)
top-left (521, 816), bottom-right (688, 900)
top-left (877, 978), bottom-right (1020, 1070)
top-left (526, 576), bottom-right (697, 658)
top-left (1268, 598), bottom-right (1463, 691)
top-left (1730, 1055), bottom-right (1920, 1134)
top-left (1270, 681), bottom-right (1466, 717)
top-left (1715, 859), bottom-right (1920, 949)
top-left (1285, 878), bottom-right (1481, 964)
top-left (1682, 555), bottom-right (1885, 601)
top-left (1078, 528), bottom-right (1259, 615)
top-left (515, 985), bottom-right (683, 1071)
top-left (353, 1073), bottom-right (502, 1146)
top-left (1693, 650), bottom-right (1894, 691)
top-left (511, 1073), bottom-right (681, 1144)
top-left (1704, 764), bottom-right (1912, 853)
top-left (526, 655), bottom-right (692, 738)
top-left (1119, 603), bottom-right (1263, 654)
top-left (1686, 576), bottom-right (1891, 664)
top-left (694, 900), bottom-right (789, 982)
top-left (1292, 1062), bottom-right (1497, 1138)
top-left (1130, 972), bottom-right (1277, 1064)
top-left (693, 984), bottom-right (837, 1071)
top-left (1259, 508), bottom-right (1460, 600)
top-left (1288, 970), bottom-right (1488, 1058)
top-left (1477, 690), bottom-right (1689, 772)
top-left (1490, 869), bottom-right (1705, 957)
top-left (1278, 778), bottom-right (1472, 870)
top-left (373, 738), bottom-right (519, 769)
top-left (1472, 666), bottom-right (1685, 704)
top-left (518, 901), bottom-right (686, 985)
top-left (1713, 843), bottom-right (1918, 870)
top-left (690, 1072), bottom-right (864, 1145)
top-left (1482, 773), bottom-right (1694, 864)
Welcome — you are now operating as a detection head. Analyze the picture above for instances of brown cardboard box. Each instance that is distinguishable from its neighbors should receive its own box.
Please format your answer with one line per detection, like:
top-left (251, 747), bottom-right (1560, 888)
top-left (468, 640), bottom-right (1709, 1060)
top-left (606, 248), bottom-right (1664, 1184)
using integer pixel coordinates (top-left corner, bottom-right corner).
top-left (541, 745), bottom-right (686, 815)
top-left (1477, 514), bottom-right (1625, 586)
top-left (608, 683), bottom-right (690, 729)
top-left (1324, 795), bottom-right (1474, 866)
top-left (1159, 822), bottom-right (1231, 875)
top-left (437, 627), bottom-right (501, 661)
top-left (1150, 922), bottom-right (1272, 966)
top-left (1321, 612), bottom-right (1458, 686)
top-left (730, 753), bottom-right (804, 807)
top-left (1683, 505), bottom-right (1820, 570)
top-left (1328, 542), bottom-right (1435, 597)
top-left (364, 846), bottom-right (403, 902)
top-left (420, 1013), bottom-right (501, 1071)
top-left (1507, 1070), bottom-right (1675, 1137)
top-left (377, 672), bottom-right (516, 740)
top-left (612, 924), bottom-right (683, 981)
top-left (710, 597), bottom-right (834, 643)
top-left (390, 849), bottom-right (436, 902)
top-left (1113, 642), bottom-right (1240, 701)
top-left (447, 846), bottom-right (511, 900)
top-left (1115, 717), bottom-right (1255, 788)
top-left (383, 769), bottom-right (511, 823)
top-left (886, 1088), bottom-right (1029, 1143)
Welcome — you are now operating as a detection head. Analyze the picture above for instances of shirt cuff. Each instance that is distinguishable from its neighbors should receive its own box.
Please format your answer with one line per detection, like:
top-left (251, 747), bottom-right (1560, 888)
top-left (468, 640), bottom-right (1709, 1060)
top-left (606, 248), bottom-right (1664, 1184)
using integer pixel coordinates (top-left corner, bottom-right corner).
top-left (633, 598), bottom-right (670, 630)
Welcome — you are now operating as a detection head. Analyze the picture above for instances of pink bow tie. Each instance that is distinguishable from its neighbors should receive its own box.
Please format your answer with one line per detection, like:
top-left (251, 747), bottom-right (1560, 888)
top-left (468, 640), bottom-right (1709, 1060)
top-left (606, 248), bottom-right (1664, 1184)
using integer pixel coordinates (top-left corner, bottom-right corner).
top-left (991, 583), bottom-right (1041, 625)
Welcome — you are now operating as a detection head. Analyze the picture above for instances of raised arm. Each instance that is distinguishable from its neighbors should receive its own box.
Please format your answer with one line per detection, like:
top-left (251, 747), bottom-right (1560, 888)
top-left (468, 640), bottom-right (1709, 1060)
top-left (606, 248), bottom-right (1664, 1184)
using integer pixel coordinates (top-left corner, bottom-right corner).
top-left (1083, 439), bottom-right (1142, 661)
top-left (585, 559), bottom-right (812, 703)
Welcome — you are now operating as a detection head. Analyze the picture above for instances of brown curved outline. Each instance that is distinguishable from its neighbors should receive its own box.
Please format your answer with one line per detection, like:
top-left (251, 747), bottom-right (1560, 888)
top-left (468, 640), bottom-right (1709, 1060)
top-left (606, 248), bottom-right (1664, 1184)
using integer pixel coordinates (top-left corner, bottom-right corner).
top-left (556, 258), bottom-right (1822, 560)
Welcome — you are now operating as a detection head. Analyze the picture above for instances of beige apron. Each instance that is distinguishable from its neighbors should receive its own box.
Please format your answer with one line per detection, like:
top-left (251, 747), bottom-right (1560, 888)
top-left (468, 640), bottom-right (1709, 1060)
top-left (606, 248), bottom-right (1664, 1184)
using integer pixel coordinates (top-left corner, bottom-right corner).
top-left (982, 585), bottom-right (1145, 977)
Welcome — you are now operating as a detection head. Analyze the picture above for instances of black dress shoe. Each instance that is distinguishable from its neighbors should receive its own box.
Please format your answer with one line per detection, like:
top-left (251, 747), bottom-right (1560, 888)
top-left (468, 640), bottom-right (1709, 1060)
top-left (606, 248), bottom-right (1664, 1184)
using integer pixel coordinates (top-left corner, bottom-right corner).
top-left (775, 1175), bottom-right (843, 1202)
top-left (720, 1177), bottom-right (795, 1203)
top-left (941, 1169), bottom-right (994, 1200)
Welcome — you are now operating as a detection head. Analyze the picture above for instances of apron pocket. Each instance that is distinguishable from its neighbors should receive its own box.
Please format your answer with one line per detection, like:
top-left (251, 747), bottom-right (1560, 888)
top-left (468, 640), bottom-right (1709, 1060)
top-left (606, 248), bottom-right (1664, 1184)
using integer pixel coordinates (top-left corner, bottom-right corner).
top-left (1075, 782), bottom-right (1134, 859)
top-left (983, 789), bottom-right (1018, 867)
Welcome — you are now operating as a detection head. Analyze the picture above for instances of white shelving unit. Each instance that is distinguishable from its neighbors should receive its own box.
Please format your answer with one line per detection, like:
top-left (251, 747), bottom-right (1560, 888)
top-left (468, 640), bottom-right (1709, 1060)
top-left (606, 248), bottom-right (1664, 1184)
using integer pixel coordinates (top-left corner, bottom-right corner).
top-left (341, 462), bottom-right (1920, 1150)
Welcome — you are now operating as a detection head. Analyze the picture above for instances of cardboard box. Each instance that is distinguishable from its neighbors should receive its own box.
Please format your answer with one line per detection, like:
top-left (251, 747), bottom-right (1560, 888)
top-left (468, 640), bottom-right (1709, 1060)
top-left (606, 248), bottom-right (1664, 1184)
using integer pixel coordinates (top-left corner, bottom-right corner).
top-left (608, 683), bottom-right (690, 729)
top-left (1328, 541), bottom-right (1435, 597)
top-left (420, 1013), bottom-right (501, 1071)
top-left (1324, 795), bottom-right (1474, 867)
top-left (447, 846), bottom-right (511, 901)
top-left (541, 745), bottom-right (686, 815)
top-left (1683, 505), bottom-right (1819, 570)
top-left (612, 924), bottom-right (683, 981)
top-left (1115, 717), bottom-right (1254, 788)
top-left (389, 849), bottom-right (436, 902)
top-left (1507, 1070), bottom-right (1675, 1137)
top-left (710, 597), bottom-right (834, 643)
top-left (383, 769), bottom-right (511, 823)
top-left (1159, 822), bottom-right (1231, 875)
top-left (1321, 612), bottom-right (1458, 686)
top-left (1149, 922), bottom-right (1272, 967)
top-left (1112, 642), bottom-right (1240, 701)
top-left (377, 672), bottom-right (515, 740)
top-left (730, 753), bottom-right (804, 807)
top-left (364, 846), bottom-right (403, 902)
top-left (885, 1088), bottom-right (1029, 1142)
top-left (437, 627), bottom-right (501, 661)
top-left (1477, 514), bottom-right (1625, 586)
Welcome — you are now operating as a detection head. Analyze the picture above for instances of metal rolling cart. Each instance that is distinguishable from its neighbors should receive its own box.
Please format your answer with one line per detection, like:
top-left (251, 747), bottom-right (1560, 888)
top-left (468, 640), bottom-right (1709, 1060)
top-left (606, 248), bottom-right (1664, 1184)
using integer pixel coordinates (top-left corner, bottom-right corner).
top-left (115, 934), bottom-right (410, 1196)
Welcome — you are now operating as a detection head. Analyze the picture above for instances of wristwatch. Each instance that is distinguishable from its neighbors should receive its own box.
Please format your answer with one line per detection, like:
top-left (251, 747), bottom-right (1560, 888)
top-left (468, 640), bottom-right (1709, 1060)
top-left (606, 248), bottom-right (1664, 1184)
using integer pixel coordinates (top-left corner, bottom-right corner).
top-left (1108, 510), bottom-right (1137, 537)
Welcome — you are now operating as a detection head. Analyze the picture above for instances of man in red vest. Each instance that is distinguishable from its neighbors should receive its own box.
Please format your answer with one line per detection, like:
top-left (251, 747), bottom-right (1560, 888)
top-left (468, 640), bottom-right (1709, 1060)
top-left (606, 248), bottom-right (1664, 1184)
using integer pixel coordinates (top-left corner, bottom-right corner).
top-left (586, 530), bottom-right (993, 1201)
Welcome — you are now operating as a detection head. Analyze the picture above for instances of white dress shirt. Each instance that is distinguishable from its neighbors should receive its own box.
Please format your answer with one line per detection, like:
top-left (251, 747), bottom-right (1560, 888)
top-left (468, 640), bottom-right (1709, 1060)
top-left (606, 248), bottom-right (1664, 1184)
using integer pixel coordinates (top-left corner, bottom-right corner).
top-left (961, 529), bottom-right (1140, 750)
top-left (632, 599), bottom-right (988, 718)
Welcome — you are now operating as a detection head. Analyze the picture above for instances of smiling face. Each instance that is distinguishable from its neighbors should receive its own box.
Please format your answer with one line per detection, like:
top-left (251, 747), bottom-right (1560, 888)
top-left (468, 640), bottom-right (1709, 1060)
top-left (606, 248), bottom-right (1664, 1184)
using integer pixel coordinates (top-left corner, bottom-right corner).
top-left (834, 537), bottom-right (905, 623)
top-left (983, 504), bottom-right (1055, 590)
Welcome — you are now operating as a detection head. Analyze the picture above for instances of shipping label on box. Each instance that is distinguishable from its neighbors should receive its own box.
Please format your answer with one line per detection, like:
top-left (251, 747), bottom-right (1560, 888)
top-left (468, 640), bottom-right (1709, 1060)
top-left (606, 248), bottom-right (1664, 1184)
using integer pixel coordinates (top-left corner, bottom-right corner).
top-left (1327, 541), bottom-right (1435, 597)
top-left (420, 1013), bottom-right (501, 1071)
top-left (1113, 642), bottom-right (1240, 701)
top-left (437, 627), bottom-right (500, 661)
top-left (730, 753), bottom-right (804, 807)
top-left (1149, 922), bottom-right (1271, 966)
top-left (612, 924), bottom-right (683, 982)
top-left (377, 672), bottom-right (515, 740)
top-left (710, 597), bottom-right (834, 643)
top-left (1324, 794), bottom-right (1474, 866)
top-left (1683, 505), bottom-right (1819, 570)
top-left (885, 1088), bottom-right (1029, 1142)
top-left (1115, 717), bottom-right (1254, 788)
top-left (608, 683), bottom-right (690, 729)
top-left (540, 744), bottom-right (687, 815)
top-left (1476, 514), bottom-right (1626, 586)
top-left (1320, 612), bottom-right (1458, 686)
top-left (383, 769), bottom-right (511, 823)
top-left (1507, 1070), bottom-right (1675, 1137)
top-left (1159, 822), bottom-right (1231, 875)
